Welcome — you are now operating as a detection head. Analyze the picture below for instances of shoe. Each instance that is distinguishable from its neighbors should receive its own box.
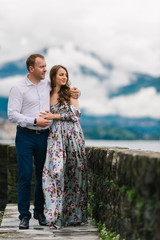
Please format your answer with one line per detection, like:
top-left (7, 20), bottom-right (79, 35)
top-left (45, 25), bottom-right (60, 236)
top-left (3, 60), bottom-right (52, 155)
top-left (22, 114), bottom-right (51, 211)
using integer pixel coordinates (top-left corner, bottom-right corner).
top-left (49, 223), bottom-right (57, 230)
top-left (34, 212), bottom-right (47, 226)
top-left (19, 216), bottom-right (29, 229)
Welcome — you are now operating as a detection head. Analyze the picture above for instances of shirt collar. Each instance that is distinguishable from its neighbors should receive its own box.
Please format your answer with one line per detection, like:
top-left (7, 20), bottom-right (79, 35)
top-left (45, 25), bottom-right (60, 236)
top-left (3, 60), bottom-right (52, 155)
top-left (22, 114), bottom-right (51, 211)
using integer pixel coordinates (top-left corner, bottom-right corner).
top-left (25, 75), bottom-right (44, 86)
top-left (25, 75), bottom-right (34, 86)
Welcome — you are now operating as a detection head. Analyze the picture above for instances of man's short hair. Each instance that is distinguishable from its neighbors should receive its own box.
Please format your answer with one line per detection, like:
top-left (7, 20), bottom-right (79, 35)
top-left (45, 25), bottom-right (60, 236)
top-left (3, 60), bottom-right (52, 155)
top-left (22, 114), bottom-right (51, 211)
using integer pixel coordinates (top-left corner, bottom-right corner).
top-left (26, 54), bottom-right (44, 71)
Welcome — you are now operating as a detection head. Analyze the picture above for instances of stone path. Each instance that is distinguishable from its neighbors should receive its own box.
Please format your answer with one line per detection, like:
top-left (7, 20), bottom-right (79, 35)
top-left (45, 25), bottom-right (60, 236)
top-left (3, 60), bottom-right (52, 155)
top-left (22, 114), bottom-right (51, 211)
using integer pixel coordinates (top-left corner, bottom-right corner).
top-left (0, 204), bottom-right (99, 240)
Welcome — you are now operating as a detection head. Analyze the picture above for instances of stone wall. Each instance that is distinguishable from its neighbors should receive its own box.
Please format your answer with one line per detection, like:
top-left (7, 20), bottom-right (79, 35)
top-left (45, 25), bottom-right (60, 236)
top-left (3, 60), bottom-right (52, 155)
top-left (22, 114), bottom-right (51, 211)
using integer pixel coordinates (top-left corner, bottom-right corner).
top-left (0, 144), bottom-right (8, 209)
top-left (0, 143), bottom-right (160, 239)
top-left (7, 144), bottom-right (18, 203)
top-left (86, 146), bottom-right (160, 240)
top-left (0, 144), bottom-right (35, 209)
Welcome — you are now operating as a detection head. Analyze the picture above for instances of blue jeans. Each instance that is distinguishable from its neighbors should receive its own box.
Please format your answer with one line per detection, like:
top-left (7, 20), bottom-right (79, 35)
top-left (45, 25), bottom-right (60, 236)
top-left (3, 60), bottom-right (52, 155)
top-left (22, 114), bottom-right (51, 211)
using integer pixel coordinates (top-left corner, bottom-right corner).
top-left (15, 128), bottom-right (49, 220)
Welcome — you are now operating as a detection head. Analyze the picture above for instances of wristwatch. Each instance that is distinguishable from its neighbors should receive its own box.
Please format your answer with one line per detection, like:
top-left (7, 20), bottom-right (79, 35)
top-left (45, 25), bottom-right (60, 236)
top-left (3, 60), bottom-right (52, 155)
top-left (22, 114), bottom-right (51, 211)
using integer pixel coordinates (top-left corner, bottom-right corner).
top-left (33, 118), bottom-right (37, 126)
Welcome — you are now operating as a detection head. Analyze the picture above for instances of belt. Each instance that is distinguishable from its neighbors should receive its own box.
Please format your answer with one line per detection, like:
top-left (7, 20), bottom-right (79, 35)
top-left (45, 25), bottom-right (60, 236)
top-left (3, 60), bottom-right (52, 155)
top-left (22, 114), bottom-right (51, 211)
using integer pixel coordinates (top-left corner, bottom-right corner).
top-left (17, 125), bottom-right (49, 134)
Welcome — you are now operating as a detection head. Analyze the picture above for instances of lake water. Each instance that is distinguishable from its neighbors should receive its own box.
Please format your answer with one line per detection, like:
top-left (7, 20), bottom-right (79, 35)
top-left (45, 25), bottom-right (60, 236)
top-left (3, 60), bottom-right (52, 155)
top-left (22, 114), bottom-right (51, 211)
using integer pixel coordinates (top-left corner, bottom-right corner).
top-left (86, 140), bottom-right (160, 152)
top-left (0, 139), bottom-right (160, 153)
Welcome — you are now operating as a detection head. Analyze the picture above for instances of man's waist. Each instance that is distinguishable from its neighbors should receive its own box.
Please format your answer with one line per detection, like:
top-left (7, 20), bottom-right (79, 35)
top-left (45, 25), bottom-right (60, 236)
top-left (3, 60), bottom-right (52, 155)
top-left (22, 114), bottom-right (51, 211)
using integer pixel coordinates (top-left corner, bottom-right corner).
top-left (17, 125), bottom-right (49, 134)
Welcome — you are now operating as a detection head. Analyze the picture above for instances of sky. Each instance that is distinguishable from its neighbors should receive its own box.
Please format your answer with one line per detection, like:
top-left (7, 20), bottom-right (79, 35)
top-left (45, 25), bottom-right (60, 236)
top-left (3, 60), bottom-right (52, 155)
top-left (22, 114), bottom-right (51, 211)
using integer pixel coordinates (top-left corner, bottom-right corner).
top-left (0, 0), bottom-right (160, 118)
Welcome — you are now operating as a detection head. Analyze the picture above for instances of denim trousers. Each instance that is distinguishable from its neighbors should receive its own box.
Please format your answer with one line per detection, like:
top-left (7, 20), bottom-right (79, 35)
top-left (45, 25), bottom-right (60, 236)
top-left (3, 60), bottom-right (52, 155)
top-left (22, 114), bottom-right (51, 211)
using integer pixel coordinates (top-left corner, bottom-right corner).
top-left (15, 128), bottom-right (49, 220)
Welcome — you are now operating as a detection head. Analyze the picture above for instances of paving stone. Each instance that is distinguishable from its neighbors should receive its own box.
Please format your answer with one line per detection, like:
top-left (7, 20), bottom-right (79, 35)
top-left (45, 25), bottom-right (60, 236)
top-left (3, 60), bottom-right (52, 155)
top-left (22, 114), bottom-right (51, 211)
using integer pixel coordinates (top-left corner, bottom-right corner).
top-left (0, 204), bottom-right (99, 240)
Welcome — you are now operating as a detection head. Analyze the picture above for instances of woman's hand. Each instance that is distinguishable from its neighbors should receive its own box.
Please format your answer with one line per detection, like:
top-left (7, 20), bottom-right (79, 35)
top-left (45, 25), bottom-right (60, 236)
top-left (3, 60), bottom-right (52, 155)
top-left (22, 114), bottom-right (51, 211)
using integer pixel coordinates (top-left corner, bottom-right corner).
top-left (39, 110), bottom-right (53, 120)
top-left (39, 111), bottom-right (61, 120)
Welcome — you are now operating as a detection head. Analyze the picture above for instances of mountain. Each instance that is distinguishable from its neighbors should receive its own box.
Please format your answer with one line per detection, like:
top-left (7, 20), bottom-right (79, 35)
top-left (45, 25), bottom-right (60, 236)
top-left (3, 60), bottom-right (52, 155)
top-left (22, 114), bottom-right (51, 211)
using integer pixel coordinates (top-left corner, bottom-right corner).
top-left (0, 48), bottom-right (47, 78)
top-left (0, 47), bottom-right (160, 140)
top-left (0, 97), bottom-right (8, 118)
top-left (109, 73), bottom-right (160, 97)
top-left (1, 113), bottom-right (159, 140)
top-left (80, 113), bottom-right (160, 140)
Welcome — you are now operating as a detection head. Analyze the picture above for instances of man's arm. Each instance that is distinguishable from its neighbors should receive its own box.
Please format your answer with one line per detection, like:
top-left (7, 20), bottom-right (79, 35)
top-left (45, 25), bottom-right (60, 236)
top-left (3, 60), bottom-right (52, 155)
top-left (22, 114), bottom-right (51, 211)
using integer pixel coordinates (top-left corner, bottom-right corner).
top-left (8, 87), bottom-right (51, 127)
top-left (8, 87), bottom-right (35, 127)
top-left (70, 87), bottom-right (81, 99)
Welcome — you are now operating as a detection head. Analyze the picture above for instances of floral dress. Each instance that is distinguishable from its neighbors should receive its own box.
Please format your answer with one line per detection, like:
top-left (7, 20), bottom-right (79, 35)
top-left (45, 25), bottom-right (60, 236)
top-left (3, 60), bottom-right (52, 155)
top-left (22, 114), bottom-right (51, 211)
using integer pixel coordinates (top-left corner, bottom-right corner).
top-left (42, 102), bottom-right (87, 229)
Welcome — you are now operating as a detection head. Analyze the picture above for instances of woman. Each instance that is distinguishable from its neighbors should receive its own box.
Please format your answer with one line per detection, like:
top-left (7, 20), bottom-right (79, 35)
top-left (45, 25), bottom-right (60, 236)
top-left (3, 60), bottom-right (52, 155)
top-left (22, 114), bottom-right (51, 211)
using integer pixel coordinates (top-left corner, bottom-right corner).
top-left (40, 65), bottom-right (87, 229)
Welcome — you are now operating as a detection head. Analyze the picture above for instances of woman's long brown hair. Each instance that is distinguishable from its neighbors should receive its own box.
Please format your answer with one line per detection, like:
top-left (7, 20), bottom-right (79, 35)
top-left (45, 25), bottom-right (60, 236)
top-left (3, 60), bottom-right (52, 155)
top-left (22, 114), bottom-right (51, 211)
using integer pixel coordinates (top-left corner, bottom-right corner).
top-left (50, 65), bottom-right (71, 106)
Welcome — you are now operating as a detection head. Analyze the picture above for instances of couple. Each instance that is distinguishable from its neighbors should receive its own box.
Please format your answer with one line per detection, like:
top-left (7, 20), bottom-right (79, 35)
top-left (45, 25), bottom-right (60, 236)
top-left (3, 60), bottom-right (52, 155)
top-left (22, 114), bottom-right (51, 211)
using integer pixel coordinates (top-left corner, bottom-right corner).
top-left (8, 54), bottom-right (87, 230)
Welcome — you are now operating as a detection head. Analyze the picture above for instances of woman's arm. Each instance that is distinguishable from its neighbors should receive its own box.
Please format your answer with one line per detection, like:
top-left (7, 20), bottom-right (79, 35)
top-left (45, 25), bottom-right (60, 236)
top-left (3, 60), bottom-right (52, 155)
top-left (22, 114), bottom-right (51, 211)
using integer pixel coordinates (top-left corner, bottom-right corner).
top-left (61, 99), bottom-right (81, 121)
top-left (40, 99), bottom-right (81, 122)
top-left (70, 97), bottom-right (80, 111)
top-left (39, 111), bottom-right (61, 120)
top-left (40, 110), bottom-right (80, 122)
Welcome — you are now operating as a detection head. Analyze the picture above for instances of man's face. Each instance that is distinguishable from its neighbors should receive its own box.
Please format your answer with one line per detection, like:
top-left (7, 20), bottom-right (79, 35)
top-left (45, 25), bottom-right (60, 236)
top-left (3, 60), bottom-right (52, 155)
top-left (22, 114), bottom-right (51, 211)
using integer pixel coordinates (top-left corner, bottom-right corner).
top-left (31, 57), bottom-right (47, 80)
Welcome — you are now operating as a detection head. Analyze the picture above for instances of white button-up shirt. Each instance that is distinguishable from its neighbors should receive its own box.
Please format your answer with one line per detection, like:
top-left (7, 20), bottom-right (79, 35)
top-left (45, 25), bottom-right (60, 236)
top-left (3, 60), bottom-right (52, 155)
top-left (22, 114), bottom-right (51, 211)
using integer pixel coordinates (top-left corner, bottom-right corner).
top-left (8, 76), bottom-right (51, 130)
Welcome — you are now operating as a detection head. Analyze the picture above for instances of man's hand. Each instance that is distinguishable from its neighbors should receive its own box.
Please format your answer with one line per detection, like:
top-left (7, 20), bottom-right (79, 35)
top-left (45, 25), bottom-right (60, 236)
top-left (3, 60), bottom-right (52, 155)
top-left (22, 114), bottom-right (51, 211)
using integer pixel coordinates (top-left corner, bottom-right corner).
top-left (37, 117), bottom-right (51, 127)
top-left (70, 87), bottom-right (81, 99)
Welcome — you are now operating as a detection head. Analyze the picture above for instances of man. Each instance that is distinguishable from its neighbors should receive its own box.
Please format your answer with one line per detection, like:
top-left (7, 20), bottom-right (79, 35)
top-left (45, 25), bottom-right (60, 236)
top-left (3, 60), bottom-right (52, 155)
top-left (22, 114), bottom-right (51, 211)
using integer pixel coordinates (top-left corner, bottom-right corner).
top-left (8, 54), bottom-right (80, 229)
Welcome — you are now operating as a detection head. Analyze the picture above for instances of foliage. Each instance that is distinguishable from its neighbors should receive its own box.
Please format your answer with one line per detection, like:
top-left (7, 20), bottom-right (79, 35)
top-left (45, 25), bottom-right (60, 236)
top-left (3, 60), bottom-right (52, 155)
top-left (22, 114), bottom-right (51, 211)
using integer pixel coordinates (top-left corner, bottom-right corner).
top-left (88, 203), bottom-right (91, 217)
top-left (97, 222), bottom-right (123, 240)
top-left (0, 211), bottom-right (4, 226)
top-left (99, 201), bottom-right (104, 208)
top-left (127, 188), bottom-right (137, 202)
top-left (119, 185), bottom-right (127, 193)
top-left (105, 178), bottom-right (116, 187)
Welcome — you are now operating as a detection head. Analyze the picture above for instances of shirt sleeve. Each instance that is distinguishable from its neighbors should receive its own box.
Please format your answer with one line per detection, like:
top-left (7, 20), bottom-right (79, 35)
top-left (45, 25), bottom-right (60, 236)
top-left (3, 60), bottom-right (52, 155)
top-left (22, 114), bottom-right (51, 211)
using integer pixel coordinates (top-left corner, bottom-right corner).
top-left (8, 87), bottom-right (34, 127)
top-left (61, 105), bottom-right (81, 122)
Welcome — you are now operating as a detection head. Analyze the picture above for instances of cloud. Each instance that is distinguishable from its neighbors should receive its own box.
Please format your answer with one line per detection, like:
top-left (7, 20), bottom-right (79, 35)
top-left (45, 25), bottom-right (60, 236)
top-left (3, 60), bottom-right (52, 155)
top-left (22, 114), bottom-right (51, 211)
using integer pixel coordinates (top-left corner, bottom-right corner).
top-left (0, 0), bottom-right (160, 119)
top-left (0, 76), bottom-right (23, 97)
top-left (0, 44), bottom-right (159, 119)
top-left (84, 87), bottom-right (160, 119)
top-left (46, 43), bottom-right (108, 76)
top-left (0, 0), bottom-right (160, 76)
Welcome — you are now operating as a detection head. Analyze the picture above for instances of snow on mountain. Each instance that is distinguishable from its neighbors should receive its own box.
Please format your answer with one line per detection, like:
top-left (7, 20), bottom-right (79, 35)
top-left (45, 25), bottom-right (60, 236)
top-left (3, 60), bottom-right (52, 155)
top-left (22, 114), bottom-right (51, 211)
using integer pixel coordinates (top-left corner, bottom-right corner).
top-left (0, 45), bottom-right (160, 119)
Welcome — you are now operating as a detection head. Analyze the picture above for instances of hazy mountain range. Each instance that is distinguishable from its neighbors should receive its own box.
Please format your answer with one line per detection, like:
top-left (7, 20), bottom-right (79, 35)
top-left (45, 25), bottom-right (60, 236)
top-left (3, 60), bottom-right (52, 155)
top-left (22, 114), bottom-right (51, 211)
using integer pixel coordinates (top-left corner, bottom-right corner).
top-left (0, 47), bottom-right (160, 140)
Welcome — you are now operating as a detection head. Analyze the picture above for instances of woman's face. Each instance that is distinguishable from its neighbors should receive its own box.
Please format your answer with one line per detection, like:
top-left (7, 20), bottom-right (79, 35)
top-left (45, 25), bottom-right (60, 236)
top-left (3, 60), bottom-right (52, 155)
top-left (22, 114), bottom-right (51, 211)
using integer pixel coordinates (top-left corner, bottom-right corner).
top-left (55, 67), bottom-right (68, 87)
